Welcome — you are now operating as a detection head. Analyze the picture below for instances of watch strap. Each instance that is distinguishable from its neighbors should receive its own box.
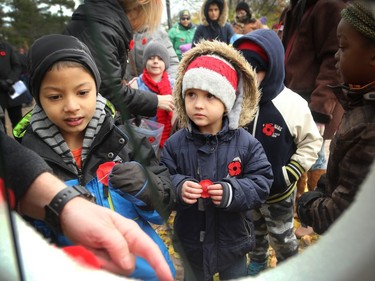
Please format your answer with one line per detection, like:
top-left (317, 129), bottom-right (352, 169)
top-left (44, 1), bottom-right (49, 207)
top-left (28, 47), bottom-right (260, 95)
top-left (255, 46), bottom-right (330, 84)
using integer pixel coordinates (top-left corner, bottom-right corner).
top-left (44, 185), bottom-right (95, 233)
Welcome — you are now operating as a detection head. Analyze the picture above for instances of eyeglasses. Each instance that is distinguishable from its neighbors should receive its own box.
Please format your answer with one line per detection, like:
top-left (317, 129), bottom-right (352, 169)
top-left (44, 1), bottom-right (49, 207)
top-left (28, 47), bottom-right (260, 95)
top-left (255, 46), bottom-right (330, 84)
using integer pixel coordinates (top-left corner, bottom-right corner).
top-left (181, 17), bottom-right (190, 21)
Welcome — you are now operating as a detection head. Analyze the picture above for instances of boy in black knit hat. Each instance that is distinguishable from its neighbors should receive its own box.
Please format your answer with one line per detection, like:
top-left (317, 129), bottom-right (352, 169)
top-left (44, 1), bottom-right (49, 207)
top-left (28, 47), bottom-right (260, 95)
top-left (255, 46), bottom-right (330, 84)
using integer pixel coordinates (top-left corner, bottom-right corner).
top-left (14, 34), bottom-right (176, 281)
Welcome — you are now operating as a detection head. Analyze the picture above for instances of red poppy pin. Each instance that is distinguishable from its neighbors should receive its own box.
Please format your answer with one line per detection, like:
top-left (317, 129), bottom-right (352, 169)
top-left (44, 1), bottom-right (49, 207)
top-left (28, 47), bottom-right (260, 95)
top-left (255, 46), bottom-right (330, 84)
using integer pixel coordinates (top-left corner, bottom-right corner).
top-left (0, 51), bottom-right (6, 56)
top-left (129, 40), bottom-right (134, 50)
top-left (148, 136), bottom-right (156, 144)
top-left (142, 38), bottom-right (147, 45)
top-left (97, 161), bottom-right (117, 186)
top-left (228, 161), bottom-right (242, 177)
top-left (262, 123), bottom-right (275, 136)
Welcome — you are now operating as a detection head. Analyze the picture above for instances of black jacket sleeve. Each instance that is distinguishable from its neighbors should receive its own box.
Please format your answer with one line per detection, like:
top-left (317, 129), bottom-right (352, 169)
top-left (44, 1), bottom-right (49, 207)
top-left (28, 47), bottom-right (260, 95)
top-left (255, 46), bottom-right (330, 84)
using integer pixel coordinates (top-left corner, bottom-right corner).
top-left (63, 21), bottom-right (158, 117)
top-left (0, 130), bottom-right (52, 202)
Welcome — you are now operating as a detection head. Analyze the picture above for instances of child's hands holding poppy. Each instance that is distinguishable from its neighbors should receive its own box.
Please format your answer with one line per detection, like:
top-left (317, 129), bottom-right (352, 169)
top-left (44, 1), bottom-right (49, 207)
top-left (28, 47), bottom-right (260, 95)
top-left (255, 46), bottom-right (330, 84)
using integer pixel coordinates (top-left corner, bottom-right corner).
top-left (181, 180), bottom-right (203, 204)
top-left (182, 180), bottom-right (232, 208)
top-left (205, 182), bottom-right (224, 206)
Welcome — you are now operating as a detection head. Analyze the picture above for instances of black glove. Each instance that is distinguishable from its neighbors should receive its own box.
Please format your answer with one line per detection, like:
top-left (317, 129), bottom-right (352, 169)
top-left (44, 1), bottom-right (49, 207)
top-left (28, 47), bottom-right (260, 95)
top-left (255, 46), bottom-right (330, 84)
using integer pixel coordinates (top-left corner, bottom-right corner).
top-left (296, 190), bottom-right (324, 227)
top-left (109, 162), bottom-right (152, 207)
top-left (315, 173), bottom-right (327, 193)
top-left (0, 79), bottom-right (13, 92)
top-left (0, 79), bottom-right (15, 96)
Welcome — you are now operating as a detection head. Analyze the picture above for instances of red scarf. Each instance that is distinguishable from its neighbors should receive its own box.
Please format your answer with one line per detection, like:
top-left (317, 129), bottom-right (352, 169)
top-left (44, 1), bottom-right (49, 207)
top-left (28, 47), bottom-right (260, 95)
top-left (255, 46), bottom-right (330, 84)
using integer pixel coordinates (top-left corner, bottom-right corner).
top-left (142, 69), bottom-right (173, 147)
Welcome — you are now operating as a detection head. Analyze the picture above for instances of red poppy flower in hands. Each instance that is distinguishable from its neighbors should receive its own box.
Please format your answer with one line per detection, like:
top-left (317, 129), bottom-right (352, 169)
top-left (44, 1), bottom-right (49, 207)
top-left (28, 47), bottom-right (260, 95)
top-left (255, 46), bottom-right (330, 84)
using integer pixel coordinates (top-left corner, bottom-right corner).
top-left (199, 179), bottom-right (213, 198)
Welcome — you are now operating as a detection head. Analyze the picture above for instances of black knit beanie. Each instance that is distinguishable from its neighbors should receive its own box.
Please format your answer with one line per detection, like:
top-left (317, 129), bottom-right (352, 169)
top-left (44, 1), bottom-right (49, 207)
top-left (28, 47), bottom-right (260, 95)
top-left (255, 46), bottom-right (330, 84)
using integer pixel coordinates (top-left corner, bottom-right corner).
top-left (236, 2), bottom-right (251, 16)
top-left (27, 34), bottom-right (101, 106)
top-left (143, 41), bottom-right (170, 70)
top-left (235, 2), bottom-right (252, 24)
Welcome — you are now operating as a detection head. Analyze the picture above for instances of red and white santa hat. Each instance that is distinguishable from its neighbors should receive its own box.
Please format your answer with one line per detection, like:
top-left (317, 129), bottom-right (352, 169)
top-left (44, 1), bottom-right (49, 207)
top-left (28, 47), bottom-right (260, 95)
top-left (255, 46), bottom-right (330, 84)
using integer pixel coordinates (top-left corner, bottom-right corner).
top-left (182, 54), bottom-right (239, 112)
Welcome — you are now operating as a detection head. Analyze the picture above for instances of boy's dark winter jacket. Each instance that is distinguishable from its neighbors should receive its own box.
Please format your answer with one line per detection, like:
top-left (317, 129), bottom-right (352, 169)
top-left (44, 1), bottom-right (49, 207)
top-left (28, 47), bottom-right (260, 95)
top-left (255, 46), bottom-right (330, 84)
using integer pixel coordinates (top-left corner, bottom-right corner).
top-left (161, 40), bottom-right (273, 279)
top-left (162, 119), bottom-right (273, 277)
top-left (17, 106), bottom-right (174, 214)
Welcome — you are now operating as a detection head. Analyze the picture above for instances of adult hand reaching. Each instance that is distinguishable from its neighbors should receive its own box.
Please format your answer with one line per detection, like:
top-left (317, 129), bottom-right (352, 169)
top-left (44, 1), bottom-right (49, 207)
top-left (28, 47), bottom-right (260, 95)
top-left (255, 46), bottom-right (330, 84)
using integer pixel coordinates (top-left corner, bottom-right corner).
top-left (157, 95), bottom-right (175, 112)
top-left (61, 197), bottom-right (174, 281)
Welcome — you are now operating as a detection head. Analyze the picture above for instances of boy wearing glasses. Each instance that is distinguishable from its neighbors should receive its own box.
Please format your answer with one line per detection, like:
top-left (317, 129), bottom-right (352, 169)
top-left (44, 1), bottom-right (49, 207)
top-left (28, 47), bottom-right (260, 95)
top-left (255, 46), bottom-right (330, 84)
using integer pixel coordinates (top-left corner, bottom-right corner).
top-left (168, 9), bottom-right (196, 61)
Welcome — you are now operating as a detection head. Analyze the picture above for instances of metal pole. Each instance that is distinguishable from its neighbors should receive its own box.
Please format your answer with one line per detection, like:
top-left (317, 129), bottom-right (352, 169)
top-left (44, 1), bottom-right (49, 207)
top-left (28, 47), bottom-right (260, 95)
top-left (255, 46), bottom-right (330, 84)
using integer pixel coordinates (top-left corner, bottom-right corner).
top-left (166, 0), bottom-right (172, 29)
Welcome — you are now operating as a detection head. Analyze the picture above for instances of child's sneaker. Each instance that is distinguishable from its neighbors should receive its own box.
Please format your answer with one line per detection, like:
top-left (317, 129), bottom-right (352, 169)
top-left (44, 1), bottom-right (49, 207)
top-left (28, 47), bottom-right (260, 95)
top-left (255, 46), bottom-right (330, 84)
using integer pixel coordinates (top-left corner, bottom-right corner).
top-left (247, 260), bottom-right (268, 276)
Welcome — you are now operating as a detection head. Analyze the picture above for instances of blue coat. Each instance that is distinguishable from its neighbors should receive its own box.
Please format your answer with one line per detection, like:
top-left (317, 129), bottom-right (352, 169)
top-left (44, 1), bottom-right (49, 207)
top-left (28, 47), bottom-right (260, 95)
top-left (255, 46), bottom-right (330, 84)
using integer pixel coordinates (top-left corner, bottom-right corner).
top-left (161, 118), bottom-right (273, 278)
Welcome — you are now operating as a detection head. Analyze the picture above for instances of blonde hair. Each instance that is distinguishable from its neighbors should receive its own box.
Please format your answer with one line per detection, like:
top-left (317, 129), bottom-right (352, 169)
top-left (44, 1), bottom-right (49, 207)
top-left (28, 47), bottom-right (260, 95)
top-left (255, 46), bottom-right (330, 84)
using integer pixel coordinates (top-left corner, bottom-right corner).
top-left (118, 0), bottom-right (163, 33)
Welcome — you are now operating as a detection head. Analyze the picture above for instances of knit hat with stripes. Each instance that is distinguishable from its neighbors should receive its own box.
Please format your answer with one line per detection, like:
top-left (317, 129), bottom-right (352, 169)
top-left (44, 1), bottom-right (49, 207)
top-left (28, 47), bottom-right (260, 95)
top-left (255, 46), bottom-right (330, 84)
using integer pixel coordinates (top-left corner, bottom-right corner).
top-left (182, 54), bottom-right (238, 112)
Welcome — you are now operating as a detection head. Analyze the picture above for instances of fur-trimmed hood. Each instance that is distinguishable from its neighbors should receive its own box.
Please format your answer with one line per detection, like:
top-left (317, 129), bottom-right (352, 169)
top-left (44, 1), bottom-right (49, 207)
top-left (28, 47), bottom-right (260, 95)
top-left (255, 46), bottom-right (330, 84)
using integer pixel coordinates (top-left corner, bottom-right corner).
top-left (174, 40), bottom-right (260, 130)
top-left (200, 0), bottom-right (229, 27)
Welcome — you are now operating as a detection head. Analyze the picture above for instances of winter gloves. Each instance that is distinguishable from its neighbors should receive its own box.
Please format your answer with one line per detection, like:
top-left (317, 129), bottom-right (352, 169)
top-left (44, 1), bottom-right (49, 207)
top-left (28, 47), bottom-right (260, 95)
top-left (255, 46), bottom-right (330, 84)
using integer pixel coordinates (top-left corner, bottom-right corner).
top-left (296, 173), bottom-right (327, 232)
top-left (0, 79), bottom-right (14, 95)
top-left (109, 162), bottom-right (152, 209)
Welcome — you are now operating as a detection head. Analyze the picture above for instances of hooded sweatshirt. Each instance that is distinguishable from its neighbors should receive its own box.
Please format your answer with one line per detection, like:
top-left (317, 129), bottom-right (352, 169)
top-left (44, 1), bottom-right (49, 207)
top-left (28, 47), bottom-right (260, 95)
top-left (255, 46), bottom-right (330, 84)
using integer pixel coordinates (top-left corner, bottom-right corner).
top-left (234, 29), bottom-right (322, 202)
top-left (192, 0), bottom-right (234, 47)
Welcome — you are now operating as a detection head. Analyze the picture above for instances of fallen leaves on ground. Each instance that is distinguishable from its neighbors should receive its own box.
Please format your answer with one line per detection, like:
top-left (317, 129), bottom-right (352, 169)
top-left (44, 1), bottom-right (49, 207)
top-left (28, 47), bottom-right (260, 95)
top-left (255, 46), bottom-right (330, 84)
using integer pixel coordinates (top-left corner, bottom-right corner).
top-left (154, 212), bottom-right (319, 280)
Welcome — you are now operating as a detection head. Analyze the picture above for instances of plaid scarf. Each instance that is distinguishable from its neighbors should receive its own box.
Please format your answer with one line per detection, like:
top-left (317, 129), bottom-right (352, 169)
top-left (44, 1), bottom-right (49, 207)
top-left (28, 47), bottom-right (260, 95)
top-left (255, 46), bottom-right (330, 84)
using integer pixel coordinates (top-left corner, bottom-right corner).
top-left (142, 69), bottom-right (173, 147)
top-left (30, 94), bottom-right (107, 175)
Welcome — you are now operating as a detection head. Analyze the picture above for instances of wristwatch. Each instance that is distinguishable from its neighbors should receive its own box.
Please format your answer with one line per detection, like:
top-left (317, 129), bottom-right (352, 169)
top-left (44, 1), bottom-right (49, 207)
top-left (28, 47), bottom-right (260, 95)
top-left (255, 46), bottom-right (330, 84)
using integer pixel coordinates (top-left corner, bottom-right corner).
top-left (44, 185), bottom-right (95, 233)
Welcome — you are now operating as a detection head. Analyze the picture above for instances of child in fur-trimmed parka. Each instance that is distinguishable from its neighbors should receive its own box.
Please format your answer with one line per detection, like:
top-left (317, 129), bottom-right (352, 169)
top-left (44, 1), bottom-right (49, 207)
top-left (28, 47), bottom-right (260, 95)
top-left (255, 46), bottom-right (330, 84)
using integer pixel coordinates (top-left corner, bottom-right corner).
top-left (160, 40), bottom-right (273, 281)
top-left (233, 29), bottom-right (322, 275)
top-left (13, 34), bottom-right (176, 281)
top-left (191, 0), bottom-right (234, 47)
